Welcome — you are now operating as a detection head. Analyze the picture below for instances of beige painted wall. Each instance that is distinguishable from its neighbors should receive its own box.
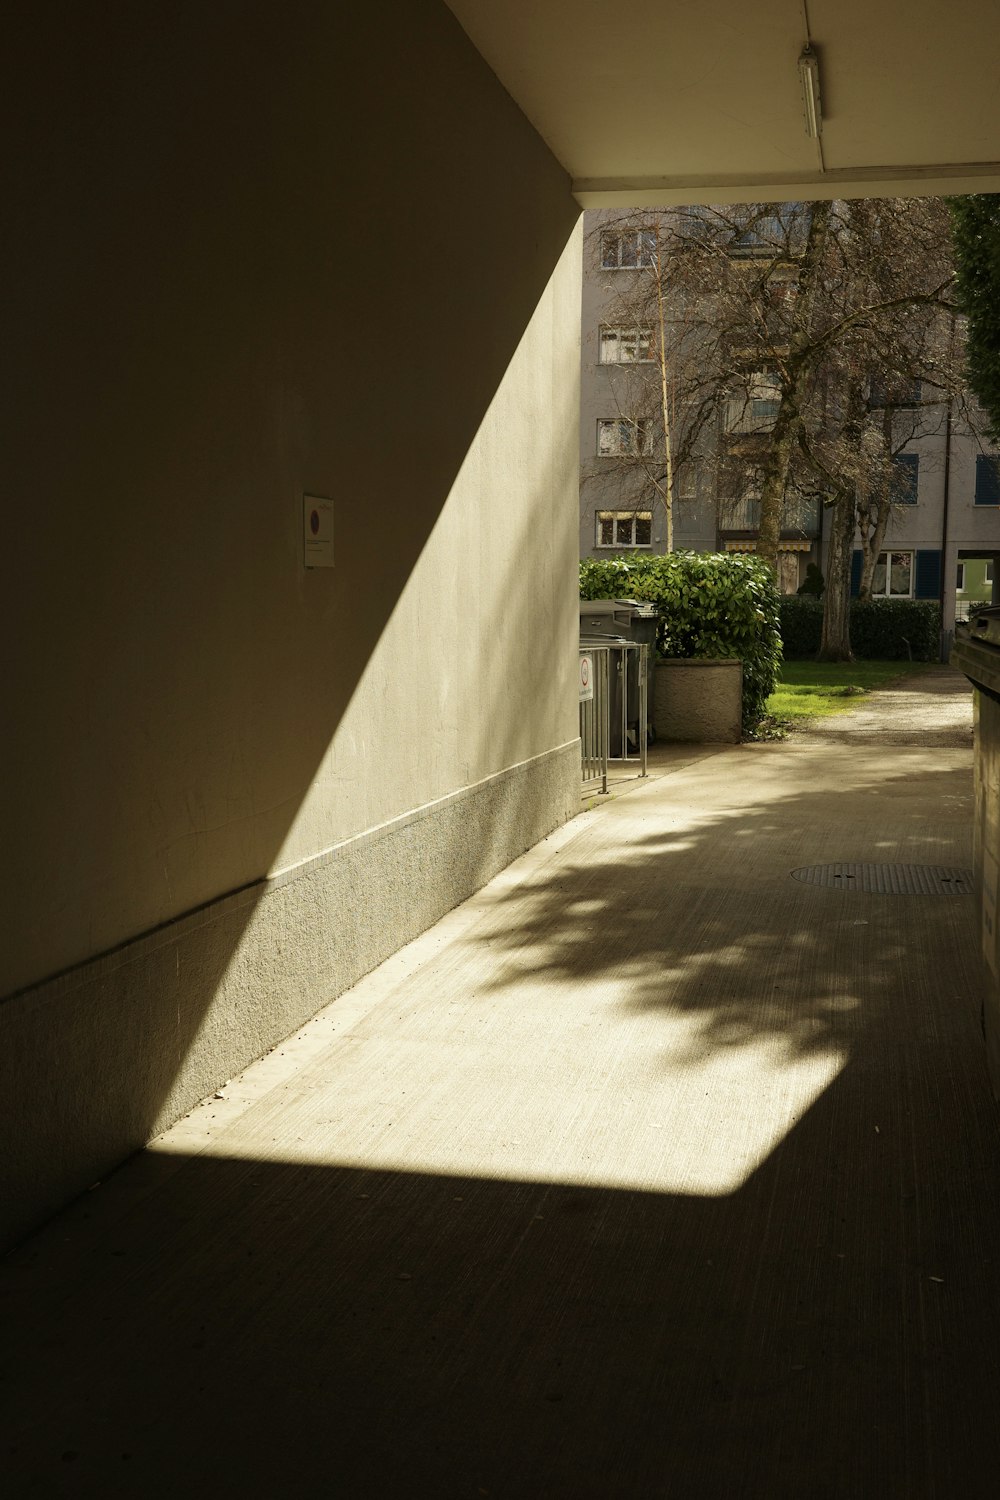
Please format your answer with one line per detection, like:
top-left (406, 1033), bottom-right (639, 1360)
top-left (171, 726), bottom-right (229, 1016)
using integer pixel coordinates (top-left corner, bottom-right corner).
top-left (2, 1), bottom-right (584, 1244)
top-left (4, 2), bottom-right (582, 999)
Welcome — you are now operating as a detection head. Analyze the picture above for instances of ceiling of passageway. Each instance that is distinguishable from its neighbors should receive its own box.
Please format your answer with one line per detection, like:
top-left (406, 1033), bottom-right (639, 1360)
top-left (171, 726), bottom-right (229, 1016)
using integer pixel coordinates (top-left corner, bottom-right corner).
top-left (446, 0), bottom-right (1000, 204)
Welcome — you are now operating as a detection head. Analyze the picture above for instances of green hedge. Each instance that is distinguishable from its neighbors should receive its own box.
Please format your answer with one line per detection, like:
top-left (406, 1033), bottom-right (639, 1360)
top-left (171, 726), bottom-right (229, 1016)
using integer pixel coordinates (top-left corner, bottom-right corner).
top-left (778, 596), bottom-right (825, 657)
top-left (580, 552), bottom-right (782, 730)
top-left (778, 595), bottom-right (941, 660)
top-left (851, 599), bottom-right (941, 659)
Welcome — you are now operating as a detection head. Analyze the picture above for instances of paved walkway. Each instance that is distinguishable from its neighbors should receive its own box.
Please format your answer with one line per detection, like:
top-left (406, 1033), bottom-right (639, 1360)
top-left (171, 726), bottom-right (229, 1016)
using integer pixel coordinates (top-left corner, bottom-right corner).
top-left (3, 673), bottom-right (999, 1498)
top-left (791, 664), bottom-right (974, 748)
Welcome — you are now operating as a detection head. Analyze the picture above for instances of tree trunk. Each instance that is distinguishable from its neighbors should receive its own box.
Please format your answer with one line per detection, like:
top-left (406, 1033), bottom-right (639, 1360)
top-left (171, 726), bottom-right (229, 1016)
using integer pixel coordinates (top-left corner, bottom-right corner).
top-left (858, 407), bottom-right (894, 598)
top-left (654, 249), bottom-right (674, 552)
top-left (818, 488), bottom-right (856, 660)
top-left (756, 200), bottom-right (832, 570)
top-left (858, 499), bottom-right (890, 600)
top-left (756, 396), bottom-right (799, 566)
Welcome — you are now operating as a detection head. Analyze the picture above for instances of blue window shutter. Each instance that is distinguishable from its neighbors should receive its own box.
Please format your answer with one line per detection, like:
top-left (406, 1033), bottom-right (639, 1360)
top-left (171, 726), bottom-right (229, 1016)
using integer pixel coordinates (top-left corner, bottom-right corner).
top-left (894, 453), bottom-right (919, 504)
top-left (850, 551), bottom-right (863, 596)
top-left (975, 455), bottom-right (1000, 505)
top-left (915, 550), bottom-right (941, 599)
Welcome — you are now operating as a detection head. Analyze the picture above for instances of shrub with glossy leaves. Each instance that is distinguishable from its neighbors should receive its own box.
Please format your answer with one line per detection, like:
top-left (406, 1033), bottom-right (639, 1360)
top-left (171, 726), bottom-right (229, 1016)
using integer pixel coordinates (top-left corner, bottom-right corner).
top-left (580, 551), bottom-right (782, 730)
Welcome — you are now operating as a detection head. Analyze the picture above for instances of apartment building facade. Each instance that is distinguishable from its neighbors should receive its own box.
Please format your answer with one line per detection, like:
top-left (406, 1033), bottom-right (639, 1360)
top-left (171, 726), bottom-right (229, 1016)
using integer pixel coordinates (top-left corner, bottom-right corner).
top-left (579, 208), bottom-right (1000, 629)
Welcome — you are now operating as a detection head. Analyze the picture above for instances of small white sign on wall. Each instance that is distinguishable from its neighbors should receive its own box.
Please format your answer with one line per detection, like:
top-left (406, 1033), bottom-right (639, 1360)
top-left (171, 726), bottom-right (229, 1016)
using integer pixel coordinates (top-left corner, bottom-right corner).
top-left (303, 494), bottom-right (334, 568)
top-left (579, 654), bottom-right (594, 701)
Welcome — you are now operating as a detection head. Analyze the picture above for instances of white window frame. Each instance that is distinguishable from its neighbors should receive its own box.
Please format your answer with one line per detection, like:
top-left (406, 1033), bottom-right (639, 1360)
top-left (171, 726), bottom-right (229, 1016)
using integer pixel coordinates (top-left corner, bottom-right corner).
top-left (957, 562), bottom-right (967, 592)
top-left (597, 418), bottom-right (652, 457)
top-left (595, 511), bottom-right (654, 549)
top-left (870, 550), bottom-right (914, 599)
top-left (599, 326), bottom-right (655, 364)
top-left (987, 561), bottom-right (995, 585)
top-left (600, 228), bottom-right (657, 270)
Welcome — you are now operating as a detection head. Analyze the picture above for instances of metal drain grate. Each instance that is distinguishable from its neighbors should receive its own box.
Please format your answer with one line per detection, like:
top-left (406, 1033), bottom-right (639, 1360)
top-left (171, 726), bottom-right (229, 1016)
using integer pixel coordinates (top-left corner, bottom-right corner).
top-left (790, 863), bottom-right (974, 895)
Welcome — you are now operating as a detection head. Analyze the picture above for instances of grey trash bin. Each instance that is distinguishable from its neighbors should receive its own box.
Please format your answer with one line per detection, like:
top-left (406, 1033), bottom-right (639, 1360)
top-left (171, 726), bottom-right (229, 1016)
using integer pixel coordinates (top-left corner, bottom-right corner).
top-left (580, 598), bottom-right (656, 754)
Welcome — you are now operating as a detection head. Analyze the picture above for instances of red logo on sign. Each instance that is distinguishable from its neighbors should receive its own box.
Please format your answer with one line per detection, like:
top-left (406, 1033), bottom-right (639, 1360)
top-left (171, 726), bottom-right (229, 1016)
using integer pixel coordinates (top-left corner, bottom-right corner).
top-left (310, 510), bottom-right (320, 535)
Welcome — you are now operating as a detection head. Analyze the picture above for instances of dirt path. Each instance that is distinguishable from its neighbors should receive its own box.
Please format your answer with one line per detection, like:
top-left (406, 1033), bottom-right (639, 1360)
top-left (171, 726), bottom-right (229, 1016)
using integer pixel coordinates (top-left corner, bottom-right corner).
top-left (790, 665), bottom-right (973, 747)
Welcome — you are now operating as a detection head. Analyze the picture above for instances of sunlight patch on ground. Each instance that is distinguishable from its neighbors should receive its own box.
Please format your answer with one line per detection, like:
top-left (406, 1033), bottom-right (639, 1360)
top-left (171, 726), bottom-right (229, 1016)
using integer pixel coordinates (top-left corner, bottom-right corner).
top-left (149, 998), bottom-right (846, 1198)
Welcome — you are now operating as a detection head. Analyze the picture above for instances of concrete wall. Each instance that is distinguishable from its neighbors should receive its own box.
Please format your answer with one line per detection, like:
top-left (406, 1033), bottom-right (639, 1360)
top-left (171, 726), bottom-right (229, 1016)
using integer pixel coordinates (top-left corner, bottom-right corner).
top-left (2, 3), bottom-right (583, 1245)
top-left (652, 660), bottom-right (743, 743)
top-left (821, 411), bottom-right (1000, 631)
top-left (578, 210), bottom-right (717, 558)
top-left (956, 674), bottom-right (1000, 1097)
top-left (973, 690), bottom-right (1000, 1092)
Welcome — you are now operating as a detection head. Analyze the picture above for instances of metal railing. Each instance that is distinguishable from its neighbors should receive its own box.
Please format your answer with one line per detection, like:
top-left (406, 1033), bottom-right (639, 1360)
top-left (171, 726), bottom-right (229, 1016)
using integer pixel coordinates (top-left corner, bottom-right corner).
top-left (580, 646), bottom-right (609, 793)
top-left (720, 494), bottom-right (821, 537)
top-left (610, 642), bottom-right (649, 775)
top-left (956, 598), bottom-right (991, 623)
top-left (579, 642), bottom-right (649, 791)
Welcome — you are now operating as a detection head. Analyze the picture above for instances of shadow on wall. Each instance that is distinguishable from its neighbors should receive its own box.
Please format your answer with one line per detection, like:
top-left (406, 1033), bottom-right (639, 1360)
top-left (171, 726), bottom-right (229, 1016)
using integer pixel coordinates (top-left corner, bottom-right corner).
top-left (2, 2), bottom-right (582, 1243)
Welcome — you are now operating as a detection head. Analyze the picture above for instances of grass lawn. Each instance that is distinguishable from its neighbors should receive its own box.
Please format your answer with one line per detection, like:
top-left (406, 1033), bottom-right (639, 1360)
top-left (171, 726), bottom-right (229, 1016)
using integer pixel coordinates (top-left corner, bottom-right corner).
top-left (767, 659), bottom-right (933, 722)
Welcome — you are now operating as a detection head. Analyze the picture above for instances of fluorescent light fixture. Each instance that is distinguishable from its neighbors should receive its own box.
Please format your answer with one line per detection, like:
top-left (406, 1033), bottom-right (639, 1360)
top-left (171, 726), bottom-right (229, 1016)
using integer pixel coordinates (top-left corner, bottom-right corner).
top-left (798, 46), bottom-right (823, 139)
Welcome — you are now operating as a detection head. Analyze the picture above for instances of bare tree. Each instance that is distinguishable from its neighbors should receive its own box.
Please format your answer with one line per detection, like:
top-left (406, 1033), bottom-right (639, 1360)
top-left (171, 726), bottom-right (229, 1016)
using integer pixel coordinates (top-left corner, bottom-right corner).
top-left (585, 198), bottom-right (983, 658)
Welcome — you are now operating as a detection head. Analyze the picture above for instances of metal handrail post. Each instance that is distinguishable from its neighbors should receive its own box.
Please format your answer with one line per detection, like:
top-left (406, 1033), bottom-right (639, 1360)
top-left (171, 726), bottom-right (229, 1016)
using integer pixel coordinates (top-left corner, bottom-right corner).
top-left (639, 642), bottom-right (648, 776)
top-left (580, 645), bottom-right (610, 794)
top-left (599, 649), bottom-right (609, 791)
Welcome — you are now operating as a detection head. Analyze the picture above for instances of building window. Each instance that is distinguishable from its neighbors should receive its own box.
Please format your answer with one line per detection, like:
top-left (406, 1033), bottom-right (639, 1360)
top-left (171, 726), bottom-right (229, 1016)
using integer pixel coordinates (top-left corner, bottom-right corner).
top-left (893, 453), bottom-right (919, 504)
top-left (869, 379), bottom-right (923, 408)
top-left (957, 562), bottom-right (966, 591)
top-left (726, 203), bottom-right (810, 258)
top-left (871, 550), bottom-right (914, 597)
top-left (597, 418), bottom-right (651, 456)
top-left (599, 327), bottom-right (654, 364)
top-left (726, 371), bottom-right (782, 433)
top-left (988, 561), bottom-right (995, 585)
top-left (767, 266), bottom-right (800, 305)
top-left (751, 392), bottom-right (781, 426)
top-left (600, 228), bottom-right (657, 270)
top-left (975, 455), bottom-right (1000, 505)
top-left (596, 511), bottom-right (653, 548)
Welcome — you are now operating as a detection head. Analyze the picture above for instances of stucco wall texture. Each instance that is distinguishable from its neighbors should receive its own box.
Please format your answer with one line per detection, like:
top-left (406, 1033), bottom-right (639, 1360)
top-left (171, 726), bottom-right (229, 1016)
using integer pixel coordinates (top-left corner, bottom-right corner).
top-left (1, 746), bottom-right (580, 1247)
top-left (3, 3), bottom-right (583, 1244)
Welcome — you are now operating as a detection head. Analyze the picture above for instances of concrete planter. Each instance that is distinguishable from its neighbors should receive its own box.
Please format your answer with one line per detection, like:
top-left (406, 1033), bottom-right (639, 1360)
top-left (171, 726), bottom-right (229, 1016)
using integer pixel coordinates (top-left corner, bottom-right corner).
top-left (652, 658), bottom-right (743, 743)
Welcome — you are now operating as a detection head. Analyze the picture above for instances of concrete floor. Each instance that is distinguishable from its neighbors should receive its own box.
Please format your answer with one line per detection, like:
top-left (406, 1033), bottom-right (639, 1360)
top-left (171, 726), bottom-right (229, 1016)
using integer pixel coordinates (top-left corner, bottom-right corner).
top-left (4, 673), bottom-right (1000, 1498)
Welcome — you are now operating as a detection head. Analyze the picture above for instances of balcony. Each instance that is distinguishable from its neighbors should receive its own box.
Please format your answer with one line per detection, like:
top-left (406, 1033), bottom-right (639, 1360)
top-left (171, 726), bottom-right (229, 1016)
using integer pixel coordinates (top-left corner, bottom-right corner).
top-left (719, 492), bottom-right (822, 539)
